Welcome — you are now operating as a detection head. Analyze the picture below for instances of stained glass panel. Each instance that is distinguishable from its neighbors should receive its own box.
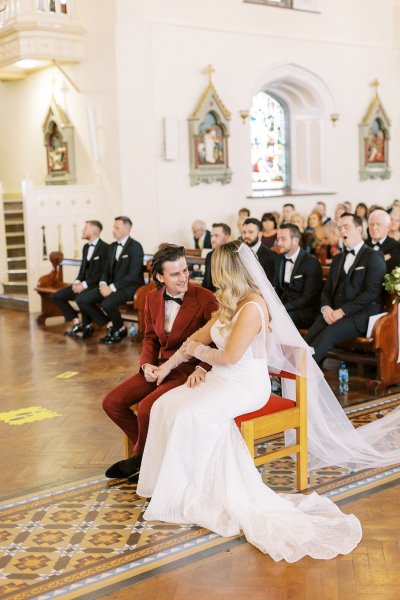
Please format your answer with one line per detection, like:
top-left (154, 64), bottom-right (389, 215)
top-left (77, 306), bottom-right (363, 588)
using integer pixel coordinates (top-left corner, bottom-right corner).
top-left (250, 92), bottom-right (287, 191)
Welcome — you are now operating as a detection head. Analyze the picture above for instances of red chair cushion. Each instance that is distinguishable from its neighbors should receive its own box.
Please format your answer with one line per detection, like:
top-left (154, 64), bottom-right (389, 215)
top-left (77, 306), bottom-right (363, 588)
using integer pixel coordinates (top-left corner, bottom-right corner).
top-left (234, 394), bottom-right (295, 427)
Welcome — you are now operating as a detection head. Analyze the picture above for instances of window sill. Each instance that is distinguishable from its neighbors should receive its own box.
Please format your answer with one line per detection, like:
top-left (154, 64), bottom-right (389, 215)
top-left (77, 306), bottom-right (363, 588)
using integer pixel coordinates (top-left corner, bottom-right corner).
top-left (247, 189), bottom-right (336, 199)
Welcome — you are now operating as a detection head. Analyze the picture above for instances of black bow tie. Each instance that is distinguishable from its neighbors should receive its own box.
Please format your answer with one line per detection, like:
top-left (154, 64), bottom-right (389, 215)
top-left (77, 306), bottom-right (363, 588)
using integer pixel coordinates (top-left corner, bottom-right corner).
top-left (117, 242), bottom-right (123, 246)
top-left (345, 249), bottom-right (355, 256)
top-left (373, 242), bottom-right (381, 248)
top-left (164, 293), bottom-right (183, 305)
top-left (89, 243), bottom-right (95, 247)
top-left (285, 257), bottom-right (294, 263)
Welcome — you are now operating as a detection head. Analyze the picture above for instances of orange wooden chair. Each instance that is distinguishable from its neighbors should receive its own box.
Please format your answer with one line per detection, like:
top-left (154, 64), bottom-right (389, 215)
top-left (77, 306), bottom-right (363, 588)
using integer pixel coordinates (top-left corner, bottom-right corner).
top-left (234, 348), bottom-right (308, 491)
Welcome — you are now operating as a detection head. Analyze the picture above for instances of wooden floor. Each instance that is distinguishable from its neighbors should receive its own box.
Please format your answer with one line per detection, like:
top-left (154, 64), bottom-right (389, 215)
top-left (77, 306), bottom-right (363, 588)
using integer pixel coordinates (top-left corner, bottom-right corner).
top-left (1, 308), bottom-right (399, 599)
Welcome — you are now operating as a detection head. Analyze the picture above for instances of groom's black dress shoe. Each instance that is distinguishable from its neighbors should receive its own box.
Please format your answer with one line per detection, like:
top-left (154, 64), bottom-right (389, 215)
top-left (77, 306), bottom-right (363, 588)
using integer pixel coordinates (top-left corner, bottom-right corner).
top-left (105, 455), bottom-right (142, 479)
top-left (127, 471), bottom-right (140, 485)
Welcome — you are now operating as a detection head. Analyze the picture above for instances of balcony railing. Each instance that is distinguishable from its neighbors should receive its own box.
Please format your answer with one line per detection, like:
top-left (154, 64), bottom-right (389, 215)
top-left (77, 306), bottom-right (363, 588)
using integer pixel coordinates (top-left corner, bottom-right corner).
top-left (0, 1), bottom-right (77, 29)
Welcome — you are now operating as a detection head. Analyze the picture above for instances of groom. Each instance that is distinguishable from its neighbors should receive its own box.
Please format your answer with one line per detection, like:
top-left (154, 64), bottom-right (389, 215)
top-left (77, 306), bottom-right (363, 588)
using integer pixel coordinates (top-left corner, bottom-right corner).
top-left (102, 244), bottom-right (218, 482)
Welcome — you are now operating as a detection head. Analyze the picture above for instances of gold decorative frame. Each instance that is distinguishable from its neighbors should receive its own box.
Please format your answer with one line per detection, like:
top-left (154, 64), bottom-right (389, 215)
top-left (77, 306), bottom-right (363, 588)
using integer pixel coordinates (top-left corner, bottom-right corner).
top-left (359, 80), bottom-right (391, 181)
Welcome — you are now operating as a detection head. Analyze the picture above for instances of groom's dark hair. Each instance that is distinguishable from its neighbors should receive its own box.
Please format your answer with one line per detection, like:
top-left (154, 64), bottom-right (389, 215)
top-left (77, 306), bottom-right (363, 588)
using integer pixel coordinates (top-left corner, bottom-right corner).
top-left (151, 244), bottom-right (186, 289)
top-left (279, 223), bottom-right (301, 240)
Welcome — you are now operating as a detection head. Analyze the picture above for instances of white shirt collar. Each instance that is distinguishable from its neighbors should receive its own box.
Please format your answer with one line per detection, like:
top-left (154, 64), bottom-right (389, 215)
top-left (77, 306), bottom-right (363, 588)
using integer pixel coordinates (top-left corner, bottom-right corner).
top-left (346, 240), bottom-right (364, 255)
top-left (251, 240), bottom-right (262, 254)
top-left (164, 291), bottom-right (185, 300)
top-left (117, 236), bottom-right (129, 247)
top-left (372, 236), bottom-right (387, 246)
top-left (89, 237), bottom-right (99, 247)
top-left (286, 247), bottom-right (301, 263)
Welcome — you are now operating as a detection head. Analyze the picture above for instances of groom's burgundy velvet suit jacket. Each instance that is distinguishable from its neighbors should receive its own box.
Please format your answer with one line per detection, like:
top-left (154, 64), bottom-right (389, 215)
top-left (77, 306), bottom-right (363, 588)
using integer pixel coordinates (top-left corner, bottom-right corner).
top-left (140, 283), bottom-right (218, 371)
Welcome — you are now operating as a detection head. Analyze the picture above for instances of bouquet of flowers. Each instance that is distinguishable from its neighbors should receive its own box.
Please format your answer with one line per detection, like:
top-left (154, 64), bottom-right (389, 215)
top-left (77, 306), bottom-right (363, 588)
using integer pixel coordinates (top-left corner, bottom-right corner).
top-left (383, 266), bottom-right (400, 302)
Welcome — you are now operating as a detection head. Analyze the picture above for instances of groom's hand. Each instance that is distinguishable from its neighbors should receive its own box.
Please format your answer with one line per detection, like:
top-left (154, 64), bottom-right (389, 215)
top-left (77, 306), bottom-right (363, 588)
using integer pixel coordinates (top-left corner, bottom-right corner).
top-left (143, 364), bottom-right (159, 382)
top-left (186, 367), bottom-right (206, 388)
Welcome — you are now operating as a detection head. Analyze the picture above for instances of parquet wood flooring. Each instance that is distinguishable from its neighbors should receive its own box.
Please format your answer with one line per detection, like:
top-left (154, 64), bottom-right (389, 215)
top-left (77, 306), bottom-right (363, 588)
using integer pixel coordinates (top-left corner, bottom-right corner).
top-left (1, 308), bottom-right (399, 599)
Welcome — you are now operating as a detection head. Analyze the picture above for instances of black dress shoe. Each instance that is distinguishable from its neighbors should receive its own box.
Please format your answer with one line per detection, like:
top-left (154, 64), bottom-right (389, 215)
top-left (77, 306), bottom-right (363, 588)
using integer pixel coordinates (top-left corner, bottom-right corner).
top-left (112, 327), bottom-right (128, 344)
top-left (105, 455), bottom-right (142, 478)
top-left (99, 327), bottom-right (114, 344)
top-left (65, 323), bottom-right (83, 337)
top-left (126, 471), bottom-right (140, 485)
top-left (81, 324), bottom-right (94, 339)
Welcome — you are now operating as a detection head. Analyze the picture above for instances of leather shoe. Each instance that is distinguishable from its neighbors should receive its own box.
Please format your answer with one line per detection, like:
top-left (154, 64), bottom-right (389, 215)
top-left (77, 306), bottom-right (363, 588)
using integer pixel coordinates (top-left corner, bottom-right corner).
top-left (127, 471), bottom-right (140, 485)
top-left (65, 323), bottom-right (83, 337)
top-left (112, 327), bottom-right (128, 343)
top-left (81, 324), bottom-right (94, 339)
top-left (99, 326), bottom-right (114, 344)
top-left (105, 455), bottom-right (142, 478)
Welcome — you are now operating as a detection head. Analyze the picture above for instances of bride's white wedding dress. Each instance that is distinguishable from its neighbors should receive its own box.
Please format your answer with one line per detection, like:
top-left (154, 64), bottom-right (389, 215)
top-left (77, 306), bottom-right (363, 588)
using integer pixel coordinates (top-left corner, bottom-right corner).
top-left (137, 302), bottom-right (362, 563)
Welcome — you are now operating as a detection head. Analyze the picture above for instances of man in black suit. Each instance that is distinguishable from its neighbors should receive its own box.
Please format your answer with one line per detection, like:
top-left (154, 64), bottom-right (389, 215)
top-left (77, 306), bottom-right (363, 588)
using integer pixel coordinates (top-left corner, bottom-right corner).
top-left (367, 208), bottom-right (400, 273)
top-left (241, 218), bottom-right (276, 283)
top-left (202, 223), bottom-right (231, 293)
top-left (275, 224), bottom-right (323, 328)
top-left (52, 220), bottom-right (108, 337)
top-left (192, 219), bottom-right (212, 250)
top-left (304, 213), bottom-right (386, 365)
top-left (77, 216), bottom-right (144, 344)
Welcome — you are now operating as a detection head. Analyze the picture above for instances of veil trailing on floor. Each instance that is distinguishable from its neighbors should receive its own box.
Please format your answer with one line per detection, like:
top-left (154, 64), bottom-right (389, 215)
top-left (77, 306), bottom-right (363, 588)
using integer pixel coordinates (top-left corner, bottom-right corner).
top-left (238, 243), bottom-right (400, 471)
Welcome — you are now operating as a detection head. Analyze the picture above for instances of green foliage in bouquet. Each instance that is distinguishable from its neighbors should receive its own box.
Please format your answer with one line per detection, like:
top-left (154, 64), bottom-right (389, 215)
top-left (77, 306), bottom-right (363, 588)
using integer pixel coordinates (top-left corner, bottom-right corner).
top-left (383, 266), bottom-right (400, 302)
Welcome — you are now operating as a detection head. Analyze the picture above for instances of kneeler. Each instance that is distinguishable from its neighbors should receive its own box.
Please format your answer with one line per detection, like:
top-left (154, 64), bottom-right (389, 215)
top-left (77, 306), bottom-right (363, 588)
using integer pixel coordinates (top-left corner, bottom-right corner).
top-left (125, 362), bottom-right (308, 491)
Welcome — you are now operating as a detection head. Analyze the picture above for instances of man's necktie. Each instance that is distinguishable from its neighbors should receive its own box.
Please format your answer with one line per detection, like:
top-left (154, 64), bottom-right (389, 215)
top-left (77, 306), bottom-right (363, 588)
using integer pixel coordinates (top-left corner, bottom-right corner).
top-left (164, 293), bottom-right (183, 305)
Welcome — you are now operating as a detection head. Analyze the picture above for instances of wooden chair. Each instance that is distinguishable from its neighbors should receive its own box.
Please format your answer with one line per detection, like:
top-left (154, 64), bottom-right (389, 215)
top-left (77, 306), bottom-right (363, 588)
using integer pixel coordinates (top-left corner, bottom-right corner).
top-left (234, 348), bottom-right (308, 491)
top-left (125, 350), bottom-right (308, 491)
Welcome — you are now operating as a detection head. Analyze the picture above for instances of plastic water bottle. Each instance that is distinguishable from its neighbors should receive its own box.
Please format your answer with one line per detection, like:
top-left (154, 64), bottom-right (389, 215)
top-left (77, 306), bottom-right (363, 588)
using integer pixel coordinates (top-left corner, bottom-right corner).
top-left (129, 322), bottom-right (137, 337)
top-left (338, 362), bottom-right (349, 393)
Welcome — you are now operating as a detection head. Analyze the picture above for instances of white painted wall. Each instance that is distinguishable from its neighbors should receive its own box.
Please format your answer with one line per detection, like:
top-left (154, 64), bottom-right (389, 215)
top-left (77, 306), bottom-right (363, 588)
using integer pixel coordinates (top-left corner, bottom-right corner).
top-left (1, 0), bottom-right (400, 257)
top-left (115, 0), bottom-right (400, 251)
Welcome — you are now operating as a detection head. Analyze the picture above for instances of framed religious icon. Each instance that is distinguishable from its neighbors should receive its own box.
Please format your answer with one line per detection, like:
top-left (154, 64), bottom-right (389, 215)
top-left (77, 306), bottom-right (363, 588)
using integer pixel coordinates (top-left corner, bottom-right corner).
top-left (43, 96), bottom-right (76, 185)
top-left (359, 80), bottom-right (391, 181)
top-left (188, 65), bottom-right (232, 185)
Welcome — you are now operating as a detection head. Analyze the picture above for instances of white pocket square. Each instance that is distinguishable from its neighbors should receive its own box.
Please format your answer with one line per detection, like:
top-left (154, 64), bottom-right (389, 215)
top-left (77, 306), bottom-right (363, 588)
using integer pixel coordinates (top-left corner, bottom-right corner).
top-left (355, 266), bottom-right (365, 270)
top-left (122, 254), bottom-right (128, 258)
top-left (294, 274), bottom-right (303, 279)
top-left (93, 256), bottom-right (99, 260)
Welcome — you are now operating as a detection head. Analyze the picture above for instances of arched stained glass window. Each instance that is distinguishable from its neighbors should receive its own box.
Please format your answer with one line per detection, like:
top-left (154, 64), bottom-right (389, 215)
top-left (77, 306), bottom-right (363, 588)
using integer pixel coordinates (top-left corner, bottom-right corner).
top-left (250, 91), bottom-right (288, 192)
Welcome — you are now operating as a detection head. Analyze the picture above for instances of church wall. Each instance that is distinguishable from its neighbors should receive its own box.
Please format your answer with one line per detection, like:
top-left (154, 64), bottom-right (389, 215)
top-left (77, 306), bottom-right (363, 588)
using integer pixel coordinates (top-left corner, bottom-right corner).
top-left (116, 0), bottom-right (400, 251)
top-left (0, 0), bottom-right (121, 242)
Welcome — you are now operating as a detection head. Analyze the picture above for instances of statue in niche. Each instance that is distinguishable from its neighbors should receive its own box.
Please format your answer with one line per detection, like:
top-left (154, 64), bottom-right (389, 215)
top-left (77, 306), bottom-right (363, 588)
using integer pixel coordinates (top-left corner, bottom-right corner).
top-left (365, 118), bottom-right (385, 164)
top-left (47, 121), bottom-right (69, 173)
top-left (42, 95), bottom-right (76, 185)
top-left (196, 112), bottom-right (225, 166)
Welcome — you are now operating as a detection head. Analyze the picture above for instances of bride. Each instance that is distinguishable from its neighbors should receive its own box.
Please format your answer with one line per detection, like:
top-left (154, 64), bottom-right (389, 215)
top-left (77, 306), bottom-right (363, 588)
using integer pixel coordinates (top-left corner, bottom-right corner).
top-left (136, 241), bottom-right (400, 562)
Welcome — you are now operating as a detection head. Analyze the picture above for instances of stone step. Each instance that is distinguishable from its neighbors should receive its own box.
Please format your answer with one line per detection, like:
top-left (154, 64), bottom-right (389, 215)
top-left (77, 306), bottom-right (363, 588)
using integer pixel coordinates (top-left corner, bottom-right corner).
top-left (7, 258), bottom-right (27, 269)
top-left (2, 282), bottom-right (28, 294)
top-left (4, 210), bottom-right (23, 216)
top-left (0, 294), bottom-right (29, 312)
top-left (3, 200), bottom-right (23, 211)
top-left (8, 271), bottom-right (28, 282)
top-left (5, 224), bottom-right (24, 233)
top-left (7, 247), bottom-right (26, 258)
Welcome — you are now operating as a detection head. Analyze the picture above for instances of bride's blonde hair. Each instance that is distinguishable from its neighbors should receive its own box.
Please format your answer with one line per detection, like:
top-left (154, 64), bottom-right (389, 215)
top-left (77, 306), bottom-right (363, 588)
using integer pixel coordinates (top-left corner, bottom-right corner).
top-left (211, 240), bottom-right (263, 328)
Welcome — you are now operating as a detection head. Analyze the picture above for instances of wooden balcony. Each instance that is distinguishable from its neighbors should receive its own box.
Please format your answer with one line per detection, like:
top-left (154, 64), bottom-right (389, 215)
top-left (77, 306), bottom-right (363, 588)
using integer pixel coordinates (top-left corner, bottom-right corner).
top-left (0, 0), bottom-right (84, 79)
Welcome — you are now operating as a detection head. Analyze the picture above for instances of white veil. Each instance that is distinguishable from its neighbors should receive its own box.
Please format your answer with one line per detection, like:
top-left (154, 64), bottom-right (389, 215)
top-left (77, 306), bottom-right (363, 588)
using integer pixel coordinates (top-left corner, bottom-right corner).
top-left (238, 243), bottom-right (400, 471)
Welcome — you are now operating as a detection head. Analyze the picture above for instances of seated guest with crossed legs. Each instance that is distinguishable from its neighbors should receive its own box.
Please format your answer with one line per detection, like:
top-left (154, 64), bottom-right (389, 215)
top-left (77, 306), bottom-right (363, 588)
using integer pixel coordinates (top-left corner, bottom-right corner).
top-left (274, 223), bottom-right (322, 329)
top-left (76, 216), bottom-right (144, 344)
top-left (102, 244), bottom-right (218, 482)
top-left (304, 213), bottom-right (386, 365)
top-left (202, 222), bottom-right (231, 293)
top-left (52, 220), bottom-right (108, 337)
top-left (366, 208), bottom-right (400, 273)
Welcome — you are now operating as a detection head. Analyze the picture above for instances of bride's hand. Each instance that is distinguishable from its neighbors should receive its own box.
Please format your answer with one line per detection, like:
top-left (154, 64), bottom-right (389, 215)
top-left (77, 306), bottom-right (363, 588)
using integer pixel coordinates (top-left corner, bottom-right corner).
top-left (181, 339), bottom-right (202, 356)
top-left (156, 363), bottom-right (171, 386)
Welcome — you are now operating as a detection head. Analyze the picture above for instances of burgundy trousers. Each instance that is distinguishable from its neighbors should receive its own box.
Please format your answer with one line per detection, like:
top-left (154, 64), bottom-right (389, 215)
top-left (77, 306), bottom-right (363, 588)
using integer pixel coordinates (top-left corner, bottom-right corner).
top-left (102, 363), bottom-right (196, 455)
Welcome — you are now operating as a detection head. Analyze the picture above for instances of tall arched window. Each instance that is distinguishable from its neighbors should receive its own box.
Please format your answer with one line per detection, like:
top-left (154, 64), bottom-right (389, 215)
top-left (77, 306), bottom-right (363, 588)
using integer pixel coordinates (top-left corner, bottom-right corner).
top-left (250, 91), bottom-right (289, 193)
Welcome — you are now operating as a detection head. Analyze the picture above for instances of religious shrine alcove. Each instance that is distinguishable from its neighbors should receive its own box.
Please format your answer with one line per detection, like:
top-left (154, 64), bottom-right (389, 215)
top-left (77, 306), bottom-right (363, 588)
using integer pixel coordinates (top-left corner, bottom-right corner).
top-left (42, 96), bottom-right (76, 185)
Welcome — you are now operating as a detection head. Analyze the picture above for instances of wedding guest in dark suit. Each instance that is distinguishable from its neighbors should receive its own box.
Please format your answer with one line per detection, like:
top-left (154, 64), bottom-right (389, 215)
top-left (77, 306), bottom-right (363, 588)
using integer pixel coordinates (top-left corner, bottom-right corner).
top-left (275, 224), bottom-right (323, 328)
top-left (366, 208), bottom-right (400, 273)
top-left (202, 223), bottom-right (231, 293)
top-left (102, 244), bottom-right (218, 482)
top-left (314, 201), bottom-right (331, 225)
top-left (241, 218), bottom-right (276, 283)
top-left (76, 216), bottom-right (144, 344)
top-left (304, 213), bottom-right (386, 365)
top-left (192, 219), bottom-right (212, 250)
top-left (52, 220), bottom-right (108, 337)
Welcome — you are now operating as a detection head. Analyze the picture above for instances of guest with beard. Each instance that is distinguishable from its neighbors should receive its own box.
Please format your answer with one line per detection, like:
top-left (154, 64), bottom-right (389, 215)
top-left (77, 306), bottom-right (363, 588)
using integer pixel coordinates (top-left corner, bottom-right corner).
top-left (241, 218), bottom-right (276, 283)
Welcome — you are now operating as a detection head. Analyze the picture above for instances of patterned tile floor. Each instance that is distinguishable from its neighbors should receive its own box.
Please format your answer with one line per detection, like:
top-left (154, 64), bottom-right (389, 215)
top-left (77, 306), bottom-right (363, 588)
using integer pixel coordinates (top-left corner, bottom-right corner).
top-left (1, 395), bottom-right (399, 600)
